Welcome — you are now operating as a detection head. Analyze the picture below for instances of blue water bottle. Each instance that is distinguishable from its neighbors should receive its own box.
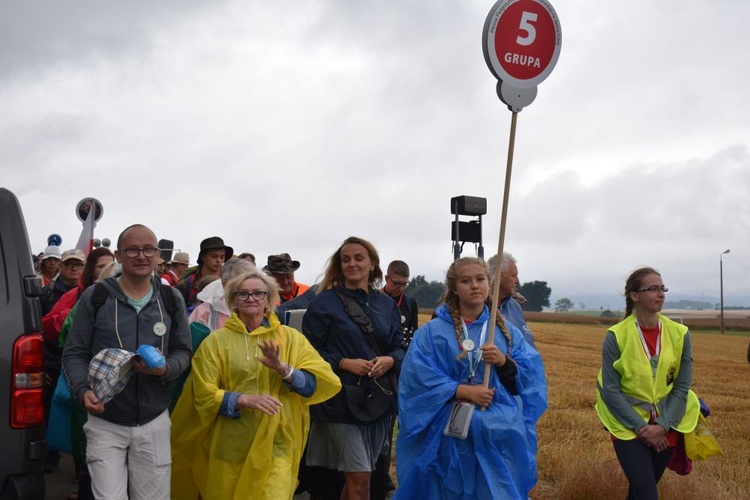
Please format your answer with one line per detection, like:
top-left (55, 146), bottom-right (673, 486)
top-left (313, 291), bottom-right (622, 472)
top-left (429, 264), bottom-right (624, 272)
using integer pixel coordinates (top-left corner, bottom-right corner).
top-left (137, 344), bottom-right (165, 369)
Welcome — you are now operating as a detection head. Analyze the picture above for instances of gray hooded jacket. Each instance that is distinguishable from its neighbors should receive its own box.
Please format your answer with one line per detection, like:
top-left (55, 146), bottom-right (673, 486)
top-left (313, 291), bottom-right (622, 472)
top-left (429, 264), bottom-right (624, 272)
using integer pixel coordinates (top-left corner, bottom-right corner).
top-left (62, 276), bottom-right (192, 426)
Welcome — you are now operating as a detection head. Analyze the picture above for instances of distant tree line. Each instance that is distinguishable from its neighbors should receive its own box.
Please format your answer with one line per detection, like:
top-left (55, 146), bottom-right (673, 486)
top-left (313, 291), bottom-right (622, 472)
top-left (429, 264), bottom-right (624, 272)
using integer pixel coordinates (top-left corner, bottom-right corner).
top-left (664, 300), bottom-right (713, 310)
top-left (406, 276), bottom-right (553, 312)
top-left (662, 300), bottom-right (750, 310)
top-left (407, 275), bottom-right (445, 309)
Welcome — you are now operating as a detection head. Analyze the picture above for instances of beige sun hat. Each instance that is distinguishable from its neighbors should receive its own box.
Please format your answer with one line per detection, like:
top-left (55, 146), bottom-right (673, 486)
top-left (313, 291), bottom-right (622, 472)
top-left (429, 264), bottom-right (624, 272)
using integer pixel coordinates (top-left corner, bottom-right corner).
top-left (170, 252), bottom-right (190, 266)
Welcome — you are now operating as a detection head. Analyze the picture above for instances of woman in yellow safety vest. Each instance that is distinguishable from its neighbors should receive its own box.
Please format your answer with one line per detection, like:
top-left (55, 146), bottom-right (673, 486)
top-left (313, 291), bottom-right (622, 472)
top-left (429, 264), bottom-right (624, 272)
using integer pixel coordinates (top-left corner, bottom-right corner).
top-left (595, 267), bottom-right (699, 499)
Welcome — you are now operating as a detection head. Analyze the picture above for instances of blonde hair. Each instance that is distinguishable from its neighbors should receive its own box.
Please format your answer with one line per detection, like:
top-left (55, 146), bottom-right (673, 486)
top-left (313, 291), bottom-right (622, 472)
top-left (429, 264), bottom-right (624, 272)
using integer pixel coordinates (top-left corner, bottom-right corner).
top-left (223, 270), bottom-right (281, 315)
top-left (441, 257), bottom-right (512, 353)
top-left (96, 261), bottom-right (120, 281)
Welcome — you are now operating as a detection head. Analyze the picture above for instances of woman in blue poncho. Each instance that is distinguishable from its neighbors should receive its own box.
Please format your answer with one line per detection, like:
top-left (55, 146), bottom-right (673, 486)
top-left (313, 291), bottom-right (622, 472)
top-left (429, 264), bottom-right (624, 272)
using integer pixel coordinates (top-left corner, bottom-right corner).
top-left (395, 257), bottom-right (547, 499)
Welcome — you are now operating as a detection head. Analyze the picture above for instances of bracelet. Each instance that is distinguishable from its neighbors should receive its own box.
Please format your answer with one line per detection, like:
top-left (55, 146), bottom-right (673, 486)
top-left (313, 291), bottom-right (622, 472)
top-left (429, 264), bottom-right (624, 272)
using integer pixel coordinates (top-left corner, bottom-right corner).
top-left (281, 364), bottom-right (294, 380)
top-left (338, 358), bottom-right (346, 370)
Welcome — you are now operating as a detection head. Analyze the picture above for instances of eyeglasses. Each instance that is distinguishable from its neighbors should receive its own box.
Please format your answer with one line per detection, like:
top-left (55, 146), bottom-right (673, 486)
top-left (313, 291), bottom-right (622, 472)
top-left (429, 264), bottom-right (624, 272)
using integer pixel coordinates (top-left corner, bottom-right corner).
top-left (121, 247), bottom-right (159, 258)
top-left (388, 277), bottom-right (409, 288)
top-left (63, 262), bottom-right (84, 270)
top-left (636, 286), bottom-right (669, 293)
top-left (234, 290), bottom-right (269, 302)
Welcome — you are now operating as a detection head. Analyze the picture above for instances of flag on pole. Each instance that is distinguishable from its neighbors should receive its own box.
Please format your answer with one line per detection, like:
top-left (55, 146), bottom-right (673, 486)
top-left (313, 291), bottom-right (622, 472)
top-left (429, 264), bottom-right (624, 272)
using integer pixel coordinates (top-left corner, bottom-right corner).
top-left (76, 200), bottom-right (96, 257)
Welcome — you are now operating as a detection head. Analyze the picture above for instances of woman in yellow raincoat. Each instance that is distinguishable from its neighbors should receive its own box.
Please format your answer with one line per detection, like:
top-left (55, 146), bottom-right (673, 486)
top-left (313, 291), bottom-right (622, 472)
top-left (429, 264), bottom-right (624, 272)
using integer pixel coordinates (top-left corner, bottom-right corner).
top-left (171, 270), bottom-right (341, 500)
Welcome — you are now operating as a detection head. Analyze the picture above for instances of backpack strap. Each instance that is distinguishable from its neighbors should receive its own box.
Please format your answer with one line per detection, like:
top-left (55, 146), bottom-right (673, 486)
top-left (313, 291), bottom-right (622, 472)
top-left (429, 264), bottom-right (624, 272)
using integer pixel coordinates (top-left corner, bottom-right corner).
top-left (91, 282), bottom-right (110, 319)
top-left (158, 283), bottom-right (178, 325)
top-left (41, 279), bottom-right (57, 312)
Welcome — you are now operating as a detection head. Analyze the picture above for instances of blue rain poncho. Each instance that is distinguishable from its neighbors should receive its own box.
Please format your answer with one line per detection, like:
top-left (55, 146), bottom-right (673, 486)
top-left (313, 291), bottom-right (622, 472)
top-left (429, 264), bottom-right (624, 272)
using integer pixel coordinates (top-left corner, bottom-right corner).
top-left (395, 304), bottom-right (547, 499)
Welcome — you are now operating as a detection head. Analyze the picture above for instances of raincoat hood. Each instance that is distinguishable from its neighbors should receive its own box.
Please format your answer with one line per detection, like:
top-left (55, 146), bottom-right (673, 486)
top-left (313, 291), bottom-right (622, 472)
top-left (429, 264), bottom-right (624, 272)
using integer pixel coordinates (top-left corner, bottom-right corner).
top-left (196, 278), bottom-right (224, 303)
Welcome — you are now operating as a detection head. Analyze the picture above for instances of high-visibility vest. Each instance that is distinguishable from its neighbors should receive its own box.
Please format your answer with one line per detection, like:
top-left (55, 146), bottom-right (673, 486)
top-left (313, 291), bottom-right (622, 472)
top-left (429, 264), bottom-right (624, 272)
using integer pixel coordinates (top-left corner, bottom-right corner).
top-left (595, 314), bottom-right (700, 440)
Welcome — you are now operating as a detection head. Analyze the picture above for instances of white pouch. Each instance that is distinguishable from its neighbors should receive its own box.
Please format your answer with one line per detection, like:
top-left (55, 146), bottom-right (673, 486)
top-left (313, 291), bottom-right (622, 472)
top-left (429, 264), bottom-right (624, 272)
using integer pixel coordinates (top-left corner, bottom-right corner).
top-left (443, 400), bottom-right (475, 439)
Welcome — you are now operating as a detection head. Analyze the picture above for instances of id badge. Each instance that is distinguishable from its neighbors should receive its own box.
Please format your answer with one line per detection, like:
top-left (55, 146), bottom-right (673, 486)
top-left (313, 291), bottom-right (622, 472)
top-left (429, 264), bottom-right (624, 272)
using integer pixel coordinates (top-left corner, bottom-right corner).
top-left (443, 400), bottom-right (475, 439)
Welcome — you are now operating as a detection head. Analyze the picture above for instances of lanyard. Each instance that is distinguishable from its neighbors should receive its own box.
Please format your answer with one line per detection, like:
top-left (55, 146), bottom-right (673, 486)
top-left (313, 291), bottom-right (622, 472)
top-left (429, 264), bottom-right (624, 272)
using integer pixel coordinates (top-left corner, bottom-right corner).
top-left (461, 319), bottom-right (488, 381)
top-left (635, 320), bottom-right (661, 376)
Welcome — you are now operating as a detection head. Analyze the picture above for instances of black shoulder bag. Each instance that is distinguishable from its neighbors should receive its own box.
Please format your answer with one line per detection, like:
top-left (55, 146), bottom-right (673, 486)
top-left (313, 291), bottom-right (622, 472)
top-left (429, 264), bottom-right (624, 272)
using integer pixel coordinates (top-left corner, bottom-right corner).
top-left (336, 292), bottom-right (397, 423)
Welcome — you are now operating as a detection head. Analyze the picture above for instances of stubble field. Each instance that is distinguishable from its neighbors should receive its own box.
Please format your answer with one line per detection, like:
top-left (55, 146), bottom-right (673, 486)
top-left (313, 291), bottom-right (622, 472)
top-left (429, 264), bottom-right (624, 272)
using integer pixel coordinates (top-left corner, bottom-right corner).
top-left (409, 314), bottom-right (749, 499)
top-left (528, 321), bottom-right (750, 500)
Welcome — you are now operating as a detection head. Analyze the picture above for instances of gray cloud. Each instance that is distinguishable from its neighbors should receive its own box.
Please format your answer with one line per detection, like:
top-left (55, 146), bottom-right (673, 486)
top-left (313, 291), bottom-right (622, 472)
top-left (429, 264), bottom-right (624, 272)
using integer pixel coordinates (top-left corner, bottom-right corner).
top-left (1, 1), bottom-right (749, 308)
top-left (0, 1), bottom-right (211, 78)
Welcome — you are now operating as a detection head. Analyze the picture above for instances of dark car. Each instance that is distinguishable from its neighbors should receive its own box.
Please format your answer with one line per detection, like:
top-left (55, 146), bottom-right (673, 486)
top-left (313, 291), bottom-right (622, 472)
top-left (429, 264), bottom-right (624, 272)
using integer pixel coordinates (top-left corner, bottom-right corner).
top-left (0, 188), bottom-right (46, 499)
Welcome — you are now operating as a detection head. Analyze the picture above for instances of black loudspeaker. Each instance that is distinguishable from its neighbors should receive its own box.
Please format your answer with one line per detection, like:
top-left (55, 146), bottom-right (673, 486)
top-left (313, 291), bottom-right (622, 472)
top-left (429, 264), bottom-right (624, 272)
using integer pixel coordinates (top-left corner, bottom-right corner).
top-left (158, 239), bottom-right (174, 263)
top-left (450, 196), bottom-right (487, 216)
top-left (451, 221), bottom-right (482, 243)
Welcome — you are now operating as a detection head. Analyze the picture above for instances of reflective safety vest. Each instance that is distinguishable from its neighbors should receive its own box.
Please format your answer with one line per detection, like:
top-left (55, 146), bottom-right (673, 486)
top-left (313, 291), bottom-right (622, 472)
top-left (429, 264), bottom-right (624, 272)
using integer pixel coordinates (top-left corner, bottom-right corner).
top-left (595, 314), bottom-right (700, 440)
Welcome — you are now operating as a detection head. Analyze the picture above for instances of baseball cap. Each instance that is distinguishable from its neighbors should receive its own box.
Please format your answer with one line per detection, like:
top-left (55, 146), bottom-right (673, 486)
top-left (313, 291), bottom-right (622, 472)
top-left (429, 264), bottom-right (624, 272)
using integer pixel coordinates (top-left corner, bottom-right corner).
top-left (61, 249), bottom-right (86, 263)
top-left (42, 245), bottom-right (62, 261)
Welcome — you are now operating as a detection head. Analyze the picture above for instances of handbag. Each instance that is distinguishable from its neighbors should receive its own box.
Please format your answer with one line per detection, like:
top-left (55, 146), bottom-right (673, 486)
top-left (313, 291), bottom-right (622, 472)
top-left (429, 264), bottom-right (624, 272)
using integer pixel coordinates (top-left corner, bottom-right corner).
top-left (443, 400), bottom-right (475, 439)
top-left (336, 292), bottom-right (398, 423)
top-left (343, 376), bottom-right (395, 423)
top-left (47, 372), bottom-right (73, 454)
top-left (684, 412), bottom-right (723, 461)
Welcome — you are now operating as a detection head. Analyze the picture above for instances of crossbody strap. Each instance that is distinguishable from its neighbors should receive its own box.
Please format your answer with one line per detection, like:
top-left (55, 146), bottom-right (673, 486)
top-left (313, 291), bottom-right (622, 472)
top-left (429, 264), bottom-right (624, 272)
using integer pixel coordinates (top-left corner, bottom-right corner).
top-left (336, 291), bottom-right (399, 394)
top-left (335, 291), bottom-right (382, 357)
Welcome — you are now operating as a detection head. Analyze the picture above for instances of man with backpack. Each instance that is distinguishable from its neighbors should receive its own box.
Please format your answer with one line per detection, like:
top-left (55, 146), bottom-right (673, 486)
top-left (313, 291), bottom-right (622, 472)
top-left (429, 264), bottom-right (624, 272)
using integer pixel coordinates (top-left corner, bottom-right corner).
top-left (40, 248), bottom-right (85, 473)
top-left (40, 248), bottom-right (85, 315)
top-left (62, 224), bottom-right (192, 500)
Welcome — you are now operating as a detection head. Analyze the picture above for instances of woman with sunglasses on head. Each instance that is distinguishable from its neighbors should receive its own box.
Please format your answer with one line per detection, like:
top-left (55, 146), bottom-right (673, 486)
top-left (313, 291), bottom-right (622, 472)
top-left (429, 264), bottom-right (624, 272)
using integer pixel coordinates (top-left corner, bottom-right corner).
top-left (395, 257), bottom-right (547, 499)
top-left (301, 236), bottom-right (404, 500)
top-left (596, 267), bottom-right (700, 499)
top-left (170, 269), bottom-right (341, 500)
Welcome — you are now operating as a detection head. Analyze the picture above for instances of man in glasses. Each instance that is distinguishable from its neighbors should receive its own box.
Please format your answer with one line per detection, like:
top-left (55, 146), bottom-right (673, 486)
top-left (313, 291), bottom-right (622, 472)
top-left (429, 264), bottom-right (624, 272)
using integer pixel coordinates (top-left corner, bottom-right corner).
top-left (63, 224), bottom-right (191, 500)
top-left (39, 248), bottom-right (85, 472)
top-left (383, 260), bottom-right (419, 344)
top-left (380, 260), bottom-right (418, 492)
top-left (40, 248), bottom-right (85, 315)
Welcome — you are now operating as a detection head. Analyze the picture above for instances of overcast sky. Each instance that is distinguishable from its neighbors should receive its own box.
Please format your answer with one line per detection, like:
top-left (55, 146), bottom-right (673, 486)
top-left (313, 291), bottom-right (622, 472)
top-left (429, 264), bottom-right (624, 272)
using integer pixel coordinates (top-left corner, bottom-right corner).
top-left (2, 0), bottom-right (749, 308)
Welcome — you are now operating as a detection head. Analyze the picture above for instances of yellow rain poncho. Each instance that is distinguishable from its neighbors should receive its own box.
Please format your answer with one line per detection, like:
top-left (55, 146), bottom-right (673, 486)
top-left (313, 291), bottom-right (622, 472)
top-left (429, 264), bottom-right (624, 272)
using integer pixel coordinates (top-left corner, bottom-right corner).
top-left (171, 312), bottom-right (341, 500)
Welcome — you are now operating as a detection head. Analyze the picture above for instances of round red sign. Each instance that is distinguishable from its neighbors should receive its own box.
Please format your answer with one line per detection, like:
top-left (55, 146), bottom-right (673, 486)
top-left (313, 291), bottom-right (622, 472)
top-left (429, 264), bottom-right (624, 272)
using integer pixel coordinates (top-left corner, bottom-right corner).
top-left (483, 0), bottom-right (562, 89)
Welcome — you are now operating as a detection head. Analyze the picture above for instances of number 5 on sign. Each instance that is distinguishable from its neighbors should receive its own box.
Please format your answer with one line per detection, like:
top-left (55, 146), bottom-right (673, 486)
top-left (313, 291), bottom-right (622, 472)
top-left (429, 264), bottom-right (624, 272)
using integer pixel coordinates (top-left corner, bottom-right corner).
top-left (483, 0), bottom-right (562, 90)
top-left (516, 11), bottom-right (537, 46)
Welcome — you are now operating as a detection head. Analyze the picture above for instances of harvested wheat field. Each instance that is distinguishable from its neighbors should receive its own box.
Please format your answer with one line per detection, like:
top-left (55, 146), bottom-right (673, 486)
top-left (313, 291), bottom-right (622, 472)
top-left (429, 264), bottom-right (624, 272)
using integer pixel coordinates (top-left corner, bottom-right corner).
top-left (530, 322), bottom-right (750, 500)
